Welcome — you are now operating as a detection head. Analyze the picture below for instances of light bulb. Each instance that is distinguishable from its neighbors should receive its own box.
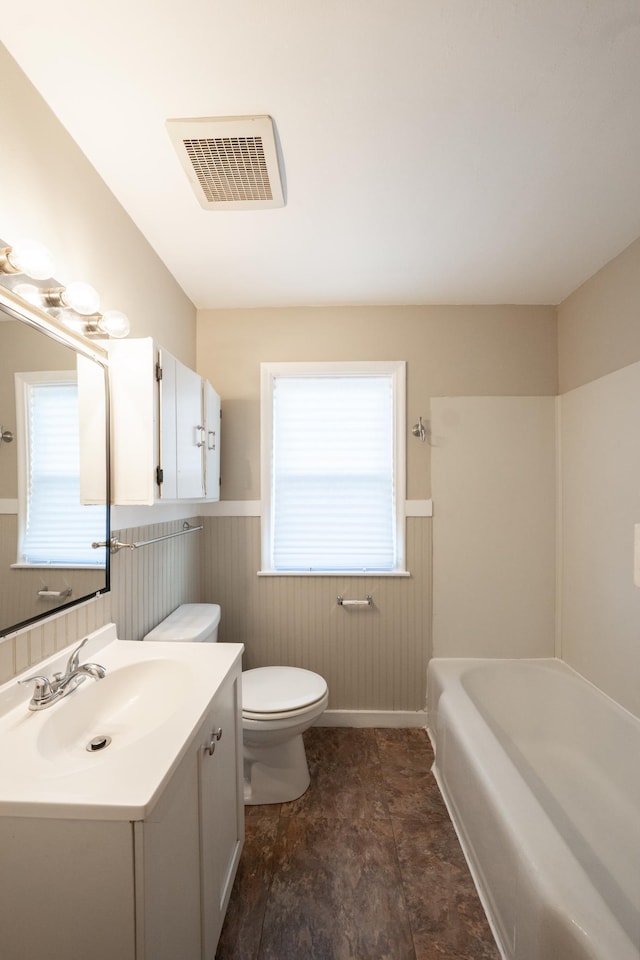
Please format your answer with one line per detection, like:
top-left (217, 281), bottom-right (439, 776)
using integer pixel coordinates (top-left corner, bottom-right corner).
top-left (8, 240), bottom-right (55, 280)
top-left (62, 281), bottom-right (101, 316)
top-left (13, 282), bottom-right (42, 307)
top-left (99, 310), bottom-right (130, 338)
top-left (60, 314), bottom-right (86, 334)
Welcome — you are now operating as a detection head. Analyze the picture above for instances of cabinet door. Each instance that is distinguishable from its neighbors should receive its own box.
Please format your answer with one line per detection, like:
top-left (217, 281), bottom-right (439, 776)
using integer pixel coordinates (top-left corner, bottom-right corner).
top-left (136, 745), bottom-right (202, 960)
top-left (109, 339), bottom-right (222, 503)
top-left (204, 381), bottom-right (221, 501)
top-left (175, 359), bottom-right (205, 498)
top-left (109, 337), bottom-right (158, 505)
top-left (0, 817), bottom-right (136, 960)
top-left (157, 347), bottom-right (177, 499)
top-left (198, 668), bottom-right (245, 958)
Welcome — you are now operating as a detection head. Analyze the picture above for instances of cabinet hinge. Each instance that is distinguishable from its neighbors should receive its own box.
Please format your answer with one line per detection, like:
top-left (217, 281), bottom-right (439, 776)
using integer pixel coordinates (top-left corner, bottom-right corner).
top-left (156, 466), bottom-right (164, 486)
top-left (156, 362), bottom-right (163, 381)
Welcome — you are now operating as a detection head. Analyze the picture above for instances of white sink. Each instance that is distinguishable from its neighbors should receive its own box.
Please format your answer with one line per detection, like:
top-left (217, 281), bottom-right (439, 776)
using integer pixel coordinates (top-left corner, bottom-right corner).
top-left (0, 623), bottom-right (244, 820)
top-left (37, 658), bottom-right (193, 760)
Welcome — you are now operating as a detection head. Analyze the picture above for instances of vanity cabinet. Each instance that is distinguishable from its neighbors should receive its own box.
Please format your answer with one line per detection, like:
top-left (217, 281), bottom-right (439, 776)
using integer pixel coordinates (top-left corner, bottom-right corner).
top-left (135, 663), bottom-right (243, 960)
top-left (108, 337), bottom-right (221, 504)
top-left (0, 657), bottom-right (244, 960)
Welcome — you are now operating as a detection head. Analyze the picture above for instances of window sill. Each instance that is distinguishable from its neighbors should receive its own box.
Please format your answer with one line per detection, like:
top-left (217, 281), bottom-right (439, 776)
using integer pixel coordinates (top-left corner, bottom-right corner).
top-left (10, 563), bottom-right (105, 571)
top-left (257, 569), bottom-right (411, 577)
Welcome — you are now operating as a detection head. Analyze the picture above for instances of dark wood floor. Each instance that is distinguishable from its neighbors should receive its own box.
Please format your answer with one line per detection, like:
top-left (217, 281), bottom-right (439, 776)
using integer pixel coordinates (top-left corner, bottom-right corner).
top-left (216, 727), bottom-right (500, 960)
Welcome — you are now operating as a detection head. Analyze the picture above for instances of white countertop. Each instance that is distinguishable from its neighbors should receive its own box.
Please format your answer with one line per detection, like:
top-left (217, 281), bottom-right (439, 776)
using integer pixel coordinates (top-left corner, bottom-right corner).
top-left (0, 624), bottom-right (243, 820)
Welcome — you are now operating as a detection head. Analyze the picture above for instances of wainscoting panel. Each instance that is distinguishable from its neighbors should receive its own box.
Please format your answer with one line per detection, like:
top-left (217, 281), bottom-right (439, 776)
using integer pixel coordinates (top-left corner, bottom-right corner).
top-left (201, 517), bottom-right (431, 711)
top-left (109, 519), bottom-right (202, 641)
top-left (0, 593), bottom-right (112, 684)
top-left (1, 517), bottom-right (203, 682)
top-left (2, 515), bottom-right (431, 713)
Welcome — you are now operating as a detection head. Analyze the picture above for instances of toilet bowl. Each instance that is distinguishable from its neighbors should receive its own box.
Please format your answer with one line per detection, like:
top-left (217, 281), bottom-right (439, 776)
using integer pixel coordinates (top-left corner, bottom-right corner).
top-left (242, 665), bottom-right (329, 804)
top-left (143, 604), bottom-right (328, 805)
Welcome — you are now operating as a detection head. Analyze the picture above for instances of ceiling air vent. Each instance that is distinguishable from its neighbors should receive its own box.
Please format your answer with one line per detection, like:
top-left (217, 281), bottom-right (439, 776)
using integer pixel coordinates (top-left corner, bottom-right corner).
top-left (166, 115), bottom-right (285, 210)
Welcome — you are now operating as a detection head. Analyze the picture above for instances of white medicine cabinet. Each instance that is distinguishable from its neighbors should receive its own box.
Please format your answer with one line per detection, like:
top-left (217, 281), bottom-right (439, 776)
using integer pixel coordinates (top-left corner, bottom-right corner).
top-left (108, 338), bottom-right (221, 505)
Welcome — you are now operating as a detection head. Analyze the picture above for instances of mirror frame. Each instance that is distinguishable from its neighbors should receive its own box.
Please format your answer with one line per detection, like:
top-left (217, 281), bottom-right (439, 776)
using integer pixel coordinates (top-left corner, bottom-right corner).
top-left (0, 284), bottom-right (110, 637)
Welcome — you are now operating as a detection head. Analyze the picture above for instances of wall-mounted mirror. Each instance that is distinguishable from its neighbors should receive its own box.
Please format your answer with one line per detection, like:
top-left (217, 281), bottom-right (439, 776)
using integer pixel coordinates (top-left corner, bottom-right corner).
top-left (0, 286), bottom-right (109, 637)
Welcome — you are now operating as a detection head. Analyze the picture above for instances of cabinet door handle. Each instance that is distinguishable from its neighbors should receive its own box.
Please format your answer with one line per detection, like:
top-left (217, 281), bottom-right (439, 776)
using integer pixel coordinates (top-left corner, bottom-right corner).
top-left (207, 430), bottom-right (216, 451)
top-left (205, 727), bottom-right (223, 756)
top-left (195, 425), bottom-right (205, 448)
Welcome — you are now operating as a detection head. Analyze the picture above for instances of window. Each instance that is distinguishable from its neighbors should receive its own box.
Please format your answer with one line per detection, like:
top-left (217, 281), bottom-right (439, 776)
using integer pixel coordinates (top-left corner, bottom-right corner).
top-left (14, 371), bottom-right (105, 567)
top-left (260, 361), bottom-right (406, 574)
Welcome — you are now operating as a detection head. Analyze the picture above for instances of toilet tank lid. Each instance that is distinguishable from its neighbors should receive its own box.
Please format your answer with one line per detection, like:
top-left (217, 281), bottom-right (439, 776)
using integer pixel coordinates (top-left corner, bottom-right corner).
top-left (143, 603), bottom-right (221, 642)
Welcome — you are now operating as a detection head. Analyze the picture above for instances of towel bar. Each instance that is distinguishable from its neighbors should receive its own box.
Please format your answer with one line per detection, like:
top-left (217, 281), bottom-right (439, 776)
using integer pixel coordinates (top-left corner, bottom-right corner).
top-left (92, 522), bottom-right (203, 554)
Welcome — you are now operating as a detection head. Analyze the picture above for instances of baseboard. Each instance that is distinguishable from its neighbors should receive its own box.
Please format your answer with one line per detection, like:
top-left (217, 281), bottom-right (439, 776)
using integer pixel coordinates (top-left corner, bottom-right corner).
top-left (315, 710), bottom-right (427, 728)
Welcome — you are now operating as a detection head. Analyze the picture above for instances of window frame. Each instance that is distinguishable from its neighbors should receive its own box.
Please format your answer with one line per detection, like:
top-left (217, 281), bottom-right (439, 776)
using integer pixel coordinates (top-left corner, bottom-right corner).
top-left (259, 360), bottom-right (407, 576)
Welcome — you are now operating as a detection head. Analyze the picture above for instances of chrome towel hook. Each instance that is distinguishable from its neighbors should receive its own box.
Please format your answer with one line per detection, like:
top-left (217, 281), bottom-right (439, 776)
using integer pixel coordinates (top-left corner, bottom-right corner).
top-left (411, 416), bottom-right (429, 443)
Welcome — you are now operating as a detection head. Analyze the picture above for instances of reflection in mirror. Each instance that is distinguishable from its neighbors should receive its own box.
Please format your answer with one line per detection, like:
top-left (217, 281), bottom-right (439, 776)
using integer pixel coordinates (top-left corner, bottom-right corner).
top-left (0, 297), bottom-right (109, 637)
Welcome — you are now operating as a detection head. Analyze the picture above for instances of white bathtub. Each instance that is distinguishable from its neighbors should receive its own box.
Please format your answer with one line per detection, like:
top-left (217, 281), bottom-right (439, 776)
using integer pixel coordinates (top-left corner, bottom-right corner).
top-left (427, 658), bottom-right (640, 960)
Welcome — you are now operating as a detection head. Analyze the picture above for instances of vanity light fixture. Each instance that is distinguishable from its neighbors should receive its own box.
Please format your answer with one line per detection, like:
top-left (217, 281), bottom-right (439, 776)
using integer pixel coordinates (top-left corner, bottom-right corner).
top-left (13, 282), bottom-right (129, 338)
top-left (82, 309), bottom-right (131, 339)
top-left (41, 281), bottom-right (101, 316)
top-left (12, 282), bottom-right (44, 307)
top-left (3, 233), bottom-right (131, 339)
top-left (0, 240), bottom-right (55, 280)
top-left (44, 308), bottom-right (130, 340)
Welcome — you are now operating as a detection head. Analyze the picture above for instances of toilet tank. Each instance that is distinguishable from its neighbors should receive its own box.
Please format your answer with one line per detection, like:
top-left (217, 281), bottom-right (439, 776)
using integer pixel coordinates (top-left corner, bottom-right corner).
top-left (143, 603), bottom-right (221, 643)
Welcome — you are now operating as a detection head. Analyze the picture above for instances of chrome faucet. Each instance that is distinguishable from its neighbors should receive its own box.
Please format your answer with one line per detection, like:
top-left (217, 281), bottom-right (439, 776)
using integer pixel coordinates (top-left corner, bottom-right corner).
top-left (19, 637), bottom-right (106, 711)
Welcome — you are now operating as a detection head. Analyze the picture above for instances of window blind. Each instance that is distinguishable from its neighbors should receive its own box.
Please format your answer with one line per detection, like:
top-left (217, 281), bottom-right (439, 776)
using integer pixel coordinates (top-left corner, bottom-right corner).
top-left (21, 381), bottom-right (105, 565)
top-left (271, 375), bottom-right (396, 571)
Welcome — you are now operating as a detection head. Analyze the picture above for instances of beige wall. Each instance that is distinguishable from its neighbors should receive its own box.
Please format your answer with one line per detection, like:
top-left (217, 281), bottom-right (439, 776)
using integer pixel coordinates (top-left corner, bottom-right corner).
top-left (558, 237), bottom-right (640, 393)
top-left (0, 43), bottom-right (196, 366)
top-left (197, 305), bottom-right (557, 711)
top-left (198, 305), bottom-right (558, 501)
top-left (0, 42), bottom-right (197, 677)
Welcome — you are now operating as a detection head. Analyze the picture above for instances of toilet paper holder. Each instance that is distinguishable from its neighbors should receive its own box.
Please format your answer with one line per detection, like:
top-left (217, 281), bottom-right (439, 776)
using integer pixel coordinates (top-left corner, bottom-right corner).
top-left (337, 595), bottom-right (373, 607)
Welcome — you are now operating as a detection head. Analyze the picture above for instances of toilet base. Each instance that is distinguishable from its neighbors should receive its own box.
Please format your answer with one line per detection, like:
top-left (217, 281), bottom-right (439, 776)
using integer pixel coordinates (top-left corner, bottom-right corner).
top-left (243, 732), bottom-right (310, 805)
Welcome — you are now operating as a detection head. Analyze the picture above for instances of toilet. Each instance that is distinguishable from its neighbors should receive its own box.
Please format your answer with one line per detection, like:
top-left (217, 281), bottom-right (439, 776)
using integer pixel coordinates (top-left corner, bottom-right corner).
top-left (143, 603), bottom-right (329, 805)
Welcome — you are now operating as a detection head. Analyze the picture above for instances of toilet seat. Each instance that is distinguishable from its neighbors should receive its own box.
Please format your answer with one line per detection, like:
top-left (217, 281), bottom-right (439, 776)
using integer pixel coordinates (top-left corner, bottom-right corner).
top-left (242, 666), bottom-right (328, 721)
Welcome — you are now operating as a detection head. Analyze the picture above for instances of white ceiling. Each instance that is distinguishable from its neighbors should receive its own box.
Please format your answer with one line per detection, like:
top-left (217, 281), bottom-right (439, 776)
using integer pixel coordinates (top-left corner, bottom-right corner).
top-left (2, 1), bottom-right (640, 309)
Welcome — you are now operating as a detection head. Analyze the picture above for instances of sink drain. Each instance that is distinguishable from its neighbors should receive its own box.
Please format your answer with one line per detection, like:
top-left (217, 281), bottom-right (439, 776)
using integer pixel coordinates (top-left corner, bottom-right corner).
top-left (86, 735), bottom-right (112, 752)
